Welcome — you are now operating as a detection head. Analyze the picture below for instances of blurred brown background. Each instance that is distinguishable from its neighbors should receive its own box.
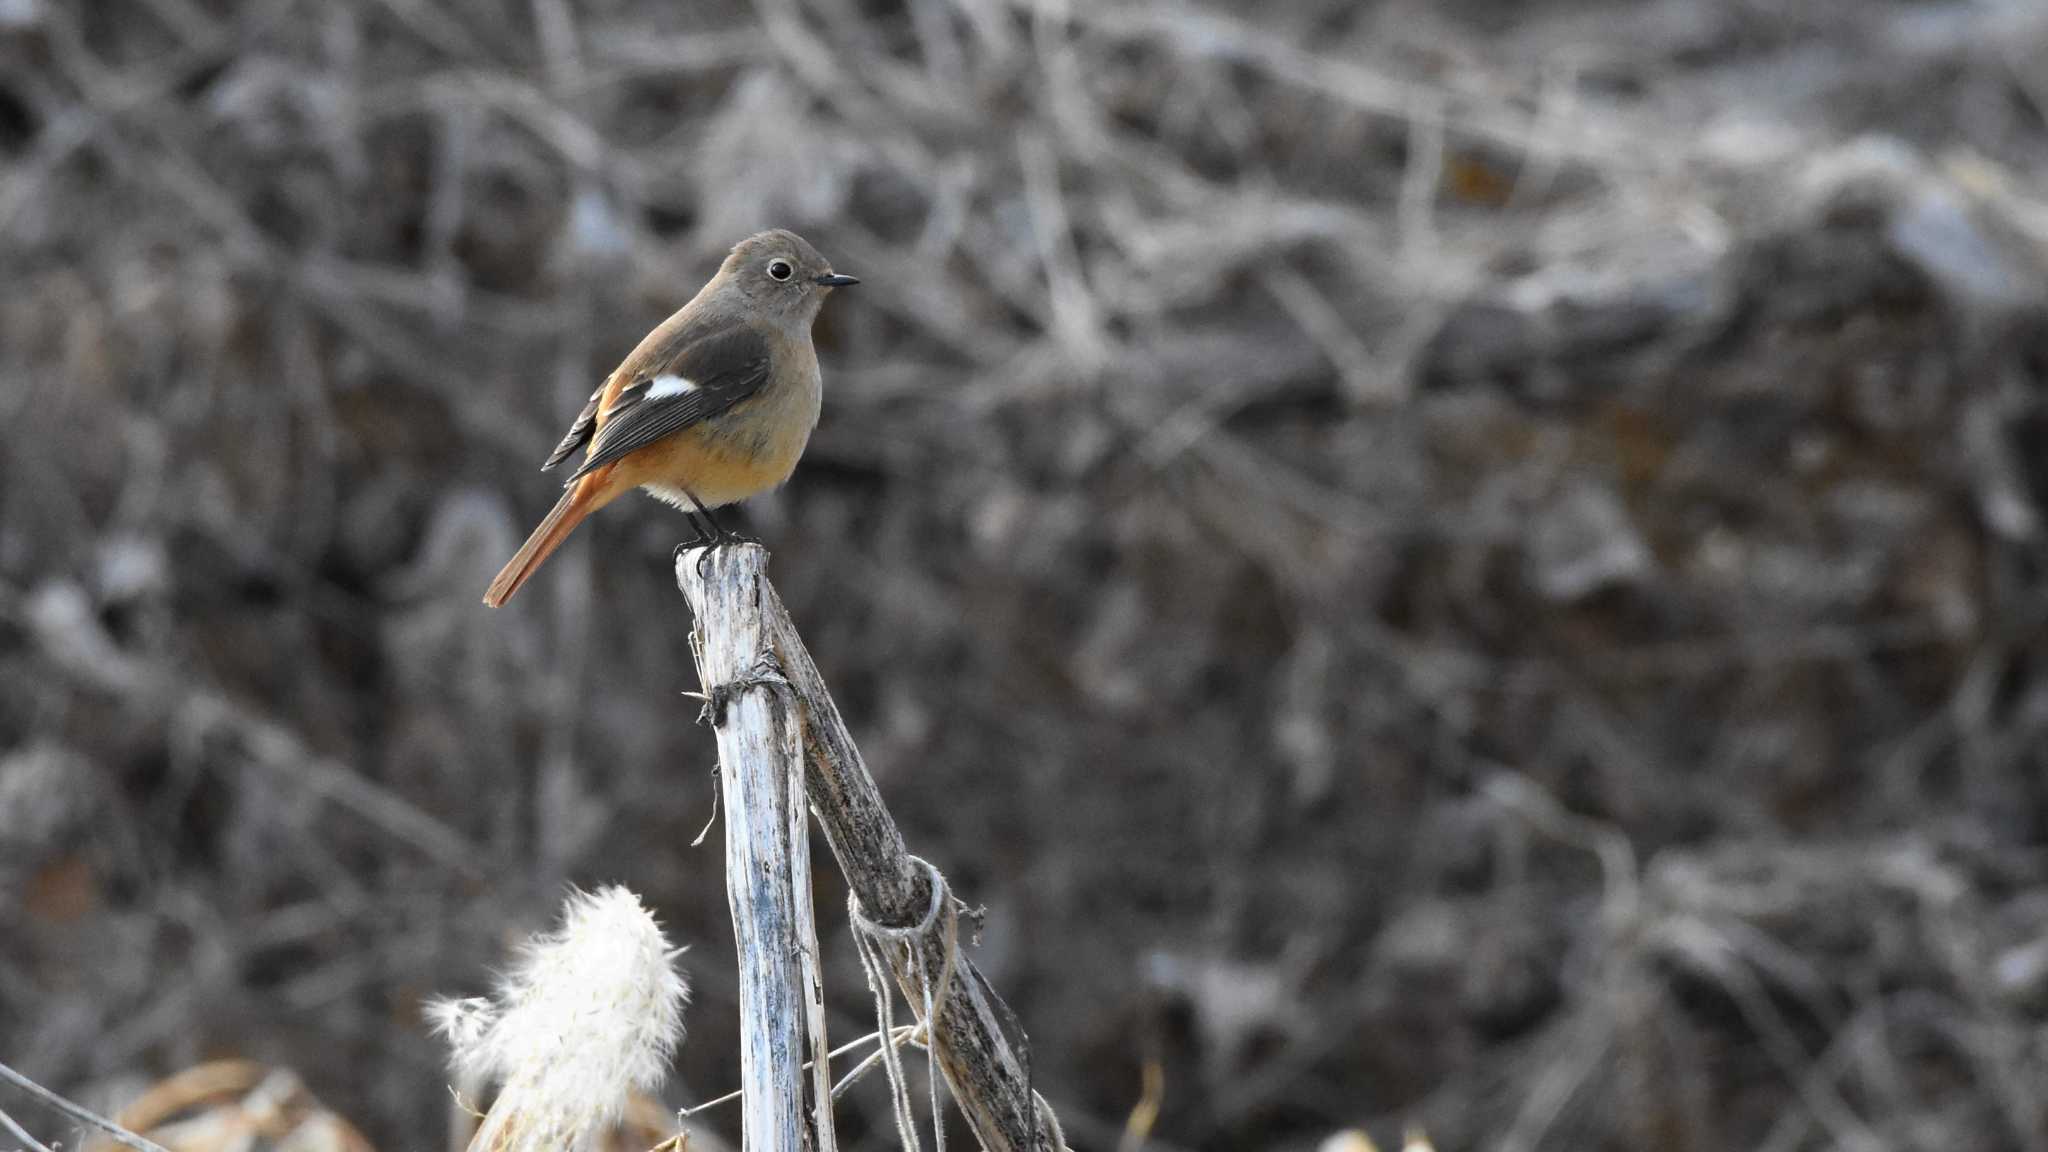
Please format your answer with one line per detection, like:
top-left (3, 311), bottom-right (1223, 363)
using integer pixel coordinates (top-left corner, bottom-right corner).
top-left (6, 0), bottom-right (2048, 1149)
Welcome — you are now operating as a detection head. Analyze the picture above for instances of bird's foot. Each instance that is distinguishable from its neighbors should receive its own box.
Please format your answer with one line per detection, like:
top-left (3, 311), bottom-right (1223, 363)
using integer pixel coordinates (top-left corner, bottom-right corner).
top-left (690, 529), bottom-right (762, 579)
top-left (672, 527), bottom-right (716, 566)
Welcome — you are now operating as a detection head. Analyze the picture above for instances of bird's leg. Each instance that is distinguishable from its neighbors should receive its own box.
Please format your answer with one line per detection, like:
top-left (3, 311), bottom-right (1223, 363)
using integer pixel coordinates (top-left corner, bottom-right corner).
top-left (672, 497), bottom-right (719, 566)
top-left (686, 491), bottom-right (727, 545)
top-left (680, 491), bottom-right (759, 579)
top-left (686, 492), bottom-right (759, 548)
top-left (672, 525), bottom-right (712, 564)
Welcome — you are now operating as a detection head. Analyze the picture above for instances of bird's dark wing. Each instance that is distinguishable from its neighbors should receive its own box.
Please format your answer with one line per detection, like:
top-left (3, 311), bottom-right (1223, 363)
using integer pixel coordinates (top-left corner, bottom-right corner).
top-left (540, 385), bottom-right (604, 471)
top-left (566, 323), bottom-right (774, 482)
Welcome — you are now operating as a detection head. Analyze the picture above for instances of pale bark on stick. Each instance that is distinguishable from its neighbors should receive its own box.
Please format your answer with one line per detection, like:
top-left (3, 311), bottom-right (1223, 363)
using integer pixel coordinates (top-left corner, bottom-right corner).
top-left (681, 547), bottom-right (807, 1152)
top-left (788, 681), bottom-right (840, 1152)
top-left (678, 545), bottom-right (1060, 1152)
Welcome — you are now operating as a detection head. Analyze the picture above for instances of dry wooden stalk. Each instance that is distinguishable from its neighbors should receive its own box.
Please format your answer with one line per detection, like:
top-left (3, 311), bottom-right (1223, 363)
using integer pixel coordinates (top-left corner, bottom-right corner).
top-left (678, 545), bottom-right (1059, 1152)
top-left (682, 548), bottom-right (810, 1152)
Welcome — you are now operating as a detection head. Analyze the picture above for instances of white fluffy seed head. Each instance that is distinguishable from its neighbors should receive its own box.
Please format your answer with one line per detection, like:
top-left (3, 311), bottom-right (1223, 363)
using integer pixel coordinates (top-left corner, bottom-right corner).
top-left (430, 886), bottom-right (689, 1152)
top-left (425, 996), bottom-right (500, 1082)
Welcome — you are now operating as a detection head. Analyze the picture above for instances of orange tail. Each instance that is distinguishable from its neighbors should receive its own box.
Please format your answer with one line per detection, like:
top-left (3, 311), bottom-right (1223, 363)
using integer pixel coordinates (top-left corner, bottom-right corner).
top-left (484, 477), bottom-right (610, 607)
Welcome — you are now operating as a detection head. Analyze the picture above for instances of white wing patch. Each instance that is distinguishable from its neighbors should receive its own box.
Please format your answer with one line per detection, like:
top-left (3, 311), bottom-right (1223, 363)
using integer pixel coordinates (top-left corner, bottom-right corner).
top-left (646, 374), bottom-right (697, 399)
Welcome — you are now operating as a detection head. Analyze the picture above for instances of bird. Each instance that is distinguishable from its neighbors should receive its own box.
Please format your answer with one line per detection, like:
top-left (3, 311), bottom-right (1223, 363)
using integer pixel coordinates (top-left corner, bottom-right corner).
top-left (483, 229), bottom-right (857, 607)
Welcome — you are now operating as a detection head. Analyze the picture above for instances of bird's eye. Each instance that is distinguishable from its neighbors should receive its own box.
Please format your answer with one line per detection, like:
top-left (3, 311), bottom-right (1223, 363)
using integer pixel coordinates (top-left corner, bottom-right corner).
top-left (767, 260), bottom-right (793, 281)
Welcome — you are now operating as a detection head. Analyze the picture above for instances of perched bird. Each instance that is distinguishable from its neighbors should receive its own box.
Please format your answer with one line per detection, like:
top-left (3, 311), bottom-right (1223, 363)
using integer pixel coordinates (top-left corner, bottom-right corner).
top-left (484, 230), bottom-right (857, 607)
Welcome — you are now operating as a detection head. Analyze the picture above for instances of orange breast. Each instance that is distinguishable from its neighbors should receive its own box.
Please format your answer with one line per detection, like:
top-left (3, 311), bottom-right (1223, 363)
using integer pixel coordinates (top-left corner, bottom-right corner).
top-left (610, 370), bottom-right (821, 509)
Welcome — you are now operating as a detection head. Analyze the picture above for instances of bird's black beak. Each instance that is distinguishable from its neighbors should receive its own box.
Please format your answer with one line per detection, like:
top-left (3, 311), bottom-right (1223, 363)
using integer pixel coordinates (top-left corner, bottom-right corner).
top-left (814, 273), bottom-right (860, 287)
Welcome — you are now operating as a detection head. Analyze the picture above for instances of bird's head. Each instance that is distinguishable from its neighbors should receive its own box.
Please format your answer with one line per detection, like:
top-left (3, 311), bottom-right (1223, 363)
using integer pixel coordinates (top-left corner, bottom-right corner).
top-left (719, 229), bottom-right (857, 327)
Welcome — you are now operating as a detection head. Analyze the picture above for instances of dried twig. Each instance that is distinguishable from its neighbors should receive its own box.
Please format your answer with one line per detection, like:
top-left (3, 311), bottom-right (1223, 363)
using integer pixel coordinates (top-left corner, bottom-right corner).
top-left (0, 1063), bottom-right (175, 1152)
top-left (681, 550), bottom-right (810, 1152)
top-left (678, 545), bottom-right (1064, 1152)
top-left (0, 1105), bottom-right (56, 1152)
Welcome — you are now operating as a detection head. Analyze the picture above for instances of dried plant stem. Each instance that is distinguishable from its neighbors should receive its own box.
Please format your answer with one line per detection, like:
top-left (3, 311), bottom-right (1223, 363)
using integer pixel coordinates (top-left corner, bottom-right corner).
top-left (678, 545), bottom-right (1062, 1152)
top-left (683, 548), bottom-right (810, 1152)
top-left (679, 1025), bottom-right (920, 1119)
top-left (0, 1063), bottom-right (175, 1152)
top-left (0, 1105), bottom-right (56, 1152)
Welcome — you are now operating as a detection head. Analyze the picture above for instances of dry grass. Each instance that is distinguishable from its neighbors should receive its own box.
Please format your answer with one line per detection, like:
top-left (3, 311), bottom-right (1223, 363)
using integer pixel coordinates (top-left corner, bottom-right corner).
top-left (4, 0), bottom-right (2048, 1149)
